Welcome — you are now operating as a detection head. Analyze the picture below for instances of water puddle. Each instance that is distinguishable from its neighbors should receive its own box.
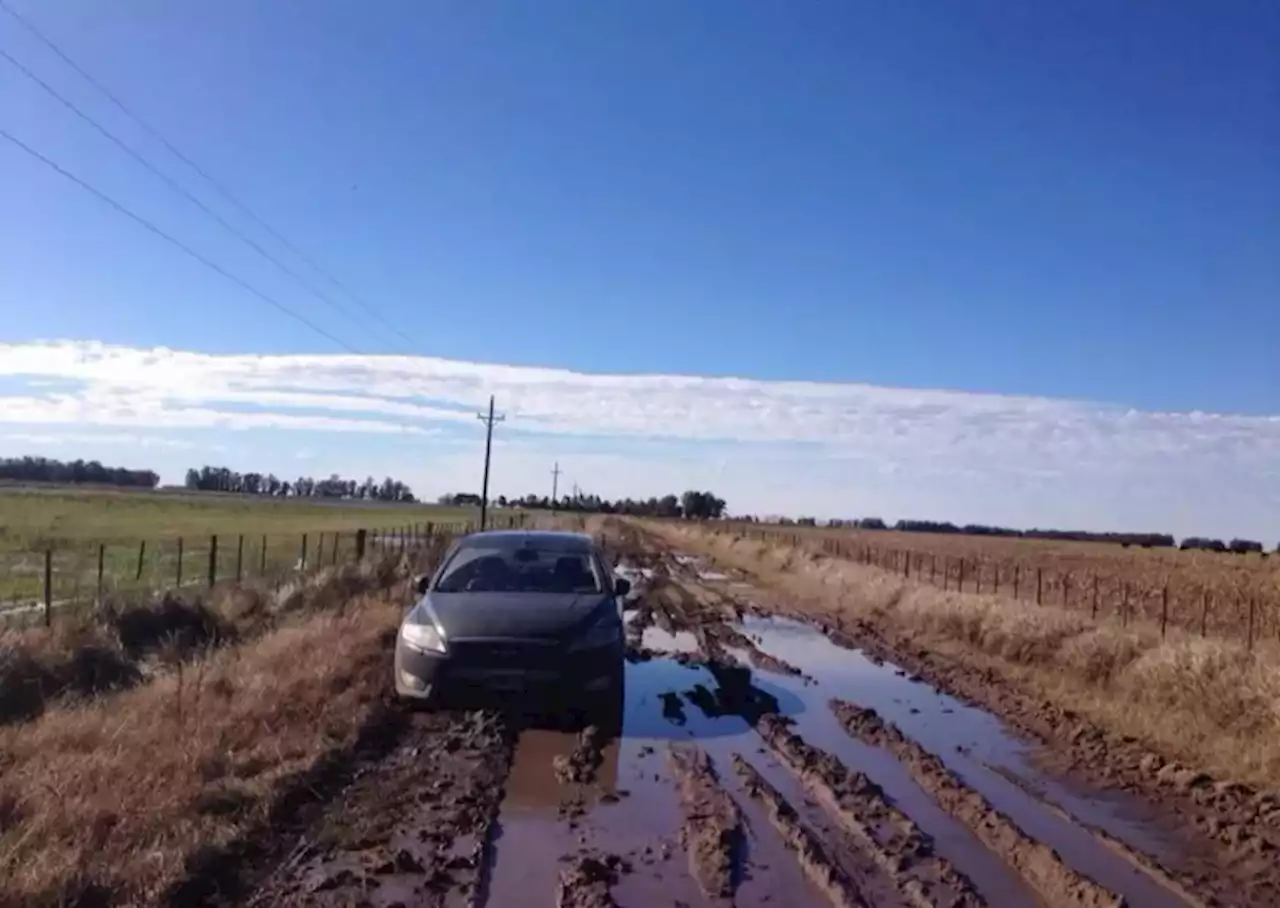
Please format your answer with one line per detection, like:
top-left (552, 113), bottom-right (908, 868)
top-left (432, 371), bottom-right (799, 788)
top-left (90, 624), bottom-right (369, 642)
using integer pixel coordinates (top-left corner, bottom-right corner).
top-left (483, 650), bottom-right (808, 905)
top-left (734, 614), bottom-right (1192, 905)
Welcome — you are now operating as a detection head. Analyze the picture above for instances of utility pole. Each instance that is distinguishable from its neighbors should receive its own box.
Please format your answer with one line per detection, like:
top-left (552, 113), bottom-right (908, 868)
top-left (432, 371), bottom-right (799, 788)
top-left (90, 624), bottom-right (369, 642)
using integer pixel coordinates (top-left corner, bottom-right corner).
top-left (476, 395), bottom-right (505, 530)
top-left (551, 462), bottom-right (562, 514)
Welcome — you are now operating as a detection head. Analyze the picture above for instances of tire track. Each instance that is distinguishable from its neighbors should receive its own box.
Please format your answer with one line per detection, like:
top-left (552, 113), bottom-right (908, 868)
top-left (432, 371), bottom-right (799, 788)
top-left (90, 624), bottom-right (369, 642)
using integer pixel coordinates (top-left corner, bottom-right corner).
top-left (731, 754), bottom-right (871, 908)
top-left (754, 713), bottom-right (987, 908)
top-left (246, 709), bottom-right (514, 907)
top-left (667, 743), bottom-right (745, 904)
top-left (982, 761), bottom-right (1211, 908)
top-left (829, 700), bottom-right (1141, 908)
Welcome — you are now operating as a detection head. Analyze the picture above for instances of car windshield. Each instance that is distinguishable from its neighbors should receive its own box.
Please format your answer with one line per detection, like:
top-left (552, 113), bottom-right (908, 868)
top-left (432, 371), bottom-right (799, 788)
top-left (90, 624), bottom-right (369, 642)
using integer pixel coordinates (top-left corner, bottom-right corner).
top-left (434, 545), bottom-right (603, 594)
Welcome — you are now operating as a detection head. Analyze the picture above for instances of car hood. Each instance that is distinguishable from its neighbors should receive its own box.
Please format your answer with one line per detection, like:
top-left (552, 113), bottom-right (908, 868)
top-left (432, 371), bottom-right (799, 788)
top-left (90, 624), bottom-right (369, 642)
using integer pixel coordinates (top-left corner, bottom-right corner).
top-left (423, 592), bottom-right (610, 640)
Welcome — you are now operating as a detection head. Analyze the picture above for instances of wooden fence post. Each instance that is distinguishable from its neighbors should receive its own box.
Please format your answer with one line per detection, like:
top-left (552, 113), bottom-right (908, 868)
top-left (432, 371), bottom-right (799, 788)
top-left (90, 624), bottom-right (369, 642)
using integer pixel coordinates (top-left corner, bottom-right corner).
top-left (1248, 597), bottom-right (1256, 651)
top-left (96, 543), bottom-right (105, 606)
top-left (236, 535), bottom-right (244, 583)
top-left (300, 533), bottom-right (308, 570)
top-left (176, 537), bottom-right (184, 588)
top-left (136, 540), bottom-right (146, 581)
top-left (903, 552), bottom-right (909, 579)
top-left (260, 535), bottom-right (268, 575)
top-left (1091, 575), bottom-right (1099, 620)
top-left (1121, 582), bottom-right (1129, 627)
top-left (993, 566), bottom-right (1000, 595)
top-left (930, 553), bottom-right (936, 584)
top-left (1200, 589), bottom-right (1210, 636)
top-left (317, 533), bottom-right (325, 566)
top-left (208, 535), bottom-right (218, 588)
top-left (44, 548), bottom-right (52, 627)
top-left (1160, 585), bottom-right (1169, 638)
top-left (356, 528), bottom-right (367, 561)
top-left (1035, 568), bottom-right (1042, 605)
top-left (332, 532), bottom-right (340, 565)
top-left (958, 559), bottom-right (965, 593)
top-left (1013, 565), bottom-right (1020, 600)
top-left (975, 562), bottom-right (982, 595)
top-left (1062, 572), bottom-right (1070, 608)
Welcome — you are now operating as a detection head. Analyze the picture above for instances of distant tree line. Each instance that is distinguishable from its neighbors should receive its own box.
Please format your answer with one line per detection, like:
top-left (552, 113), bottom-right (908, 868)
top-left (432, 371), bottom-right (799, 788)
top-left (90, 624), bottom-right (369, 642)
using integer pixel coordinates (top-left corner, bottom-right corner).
top-left (440, 490), bottom-right (728, 520)
top-left (755, 514), bottom-right (1272, 555)
top-left (183, 465), bottom-right (416, 502)
top-left (0, 455), bottom-right (159, 489)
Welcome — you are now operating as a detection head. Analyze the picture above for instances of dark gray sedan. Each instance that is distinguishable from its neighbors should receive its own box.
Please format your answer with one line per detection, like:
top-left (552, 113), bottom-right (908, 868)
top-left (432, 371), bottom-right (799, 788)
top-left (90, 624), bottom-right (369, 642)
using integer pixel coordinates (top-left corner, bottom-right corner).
top-left (394, 530), bottom-right (629, 721)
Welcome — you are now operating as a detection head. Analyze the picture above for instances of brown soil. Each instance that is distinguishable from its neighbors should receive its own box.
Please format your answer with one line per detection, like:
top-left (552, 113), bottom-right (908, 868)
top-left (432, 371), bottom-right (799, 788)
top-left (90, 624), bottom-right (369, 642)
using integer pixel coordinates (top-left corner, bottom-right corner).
top-left (245, 708), bottom-right (512, 906)
top-left (731, 754), bottom-right (871, 908)
top-left (666, 744), bottom-right (744, 903)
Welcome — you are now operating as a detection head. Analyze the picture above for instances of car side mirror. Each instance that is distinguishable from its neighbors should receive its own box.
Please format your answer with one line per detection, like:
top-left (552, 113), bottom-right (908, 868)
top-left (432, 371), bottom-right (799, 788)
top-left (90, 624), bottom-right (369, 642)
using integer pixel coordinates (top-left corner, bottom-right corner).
top-left (414, 574), bottom-right (431, 595)
top-left (614, 577), bottom-right (631, 597)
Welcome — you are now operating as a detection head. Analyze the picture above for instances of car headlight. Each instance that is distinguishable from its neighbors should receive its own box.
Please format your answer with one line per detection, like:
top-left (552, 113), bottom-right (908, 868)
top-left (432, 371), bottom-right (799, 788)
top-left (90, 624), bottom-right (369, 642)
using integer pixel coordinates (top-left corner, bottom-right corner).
top-left (400, 613), bottom-right (446, 653)
top-left (569, 611), bottom-right (622, 651)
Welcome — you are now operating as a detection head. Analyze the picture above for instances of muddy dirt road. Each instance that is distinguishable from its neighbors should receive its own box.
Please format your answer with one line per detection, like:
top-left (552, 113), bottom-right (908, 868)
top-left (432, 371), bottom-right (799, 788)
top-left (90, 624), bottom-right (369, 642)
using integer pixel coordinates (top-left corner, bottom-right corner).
top-left (209, 522), bottom-right (1268, 907)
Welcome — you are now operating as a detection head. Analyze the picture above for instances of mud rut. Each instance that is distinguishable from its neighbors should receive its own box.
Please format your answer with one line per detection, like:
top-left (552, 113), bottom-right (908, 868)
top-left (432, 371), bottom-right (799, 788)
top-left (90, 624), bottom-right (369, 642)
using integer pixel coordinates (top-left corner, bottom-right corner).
top-left (225, 523), bottom-right (1269, 908)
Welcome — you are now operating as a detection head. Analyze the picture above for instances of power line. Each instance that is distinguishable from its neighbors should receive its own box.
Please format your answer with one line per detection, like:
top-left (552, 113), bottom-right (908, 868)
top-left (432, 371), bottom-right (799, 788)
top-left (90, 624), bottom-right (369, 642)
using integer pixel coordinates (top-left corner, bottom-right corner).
top-left (0, 0), bottom-right (419, 350)
top-left (0, 125), bottom-right (358, 353)
top-left (0, 42), bottom-right (406, 353)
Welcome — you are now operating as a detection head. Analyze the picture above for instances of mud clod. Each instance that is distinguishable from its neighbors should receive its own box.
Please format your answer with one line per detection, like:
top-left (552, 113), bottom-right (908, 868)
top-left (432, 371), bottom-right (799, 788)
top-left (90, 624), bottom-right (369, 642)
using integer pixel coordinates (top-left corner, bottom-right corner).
top-left (553, 725), bottom-right (607, 785)
top-left (555, 852), bottom-right (630, 908)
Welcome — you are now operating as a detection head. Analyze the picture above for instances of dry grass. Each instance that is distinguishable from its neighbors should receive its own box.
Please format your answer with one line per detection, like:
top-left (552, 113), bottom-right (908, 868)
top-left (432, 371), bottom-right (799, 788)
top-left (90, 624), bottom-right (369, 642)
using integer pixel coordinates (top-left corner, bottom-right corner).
top-left (657, 523), bottom-right (1280, 791)
top-left (712, 522), bottom-right (1280, 646)
top-left (0, 592), bottom-right (403, 905)
top-left (0, 552), bottom-right (415, 727)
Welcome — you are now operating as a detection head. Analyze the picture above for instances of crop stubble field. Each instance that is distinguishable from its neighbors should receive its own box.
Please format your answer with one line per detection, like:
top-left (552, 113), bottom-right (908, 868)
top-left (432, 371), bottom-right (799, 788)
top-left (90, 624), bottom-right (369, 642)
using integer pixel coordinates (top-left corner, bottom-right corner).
top-left (716, 520), bottom-right (1280, 644)
top-left (0, 485), bottom-right (481, 609)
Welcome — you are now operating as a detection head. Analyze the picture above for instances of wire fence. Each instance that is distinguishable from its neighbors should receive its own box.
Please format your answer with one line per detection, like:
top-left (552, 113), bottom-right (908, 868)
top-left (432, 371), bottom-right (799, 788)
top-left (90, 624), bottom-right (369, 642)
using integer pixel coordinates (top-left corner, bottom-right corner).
top-left (0, 513), bottom-right (527, 628)
top-left (722, 525), bottom-right (1279, 651)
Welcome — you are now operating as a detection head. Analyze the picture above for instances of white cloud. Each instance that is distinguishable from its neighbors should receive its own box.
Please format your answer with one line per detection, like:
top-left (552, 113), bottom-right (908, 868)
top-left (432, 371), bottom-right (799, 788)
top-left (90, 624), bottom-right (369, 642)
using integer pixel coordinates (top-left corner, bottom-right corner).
top-left (0, 431), bottom-right (201, 450)
top-left (0, 340), bottom-right (1277, 540)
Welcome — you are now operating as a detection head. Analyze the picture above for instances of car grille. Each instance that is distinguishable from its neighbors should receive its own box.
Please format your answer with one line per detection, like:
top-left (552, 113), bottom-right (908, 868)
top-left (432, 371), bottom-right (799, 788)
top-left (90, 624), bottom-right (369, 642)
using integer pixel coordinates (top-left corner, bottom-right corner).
top-left (449, 640), bottom-right (562, 672)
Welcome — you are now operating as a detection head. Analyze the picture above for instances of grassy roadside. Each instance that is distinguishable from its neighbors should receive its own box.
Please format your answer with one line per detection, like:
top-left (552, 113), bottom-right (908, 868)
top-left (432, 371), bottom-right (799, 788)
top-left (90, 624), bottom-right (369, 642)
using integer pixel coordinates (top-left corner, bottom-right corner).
top-left (651, 521), bottom-right (1280, 792)
top-left (0, 591), bottom-right (406, 905)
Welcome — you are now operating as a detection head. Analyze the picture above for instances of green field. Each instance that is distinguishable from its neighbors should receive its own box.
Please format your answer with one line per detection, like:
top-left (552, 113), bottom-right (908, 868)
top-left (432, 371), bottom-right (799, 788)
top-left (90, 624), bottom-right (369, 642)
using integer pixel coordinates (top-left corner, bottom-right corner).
top-left (0, 485), bottom-right (494, 609)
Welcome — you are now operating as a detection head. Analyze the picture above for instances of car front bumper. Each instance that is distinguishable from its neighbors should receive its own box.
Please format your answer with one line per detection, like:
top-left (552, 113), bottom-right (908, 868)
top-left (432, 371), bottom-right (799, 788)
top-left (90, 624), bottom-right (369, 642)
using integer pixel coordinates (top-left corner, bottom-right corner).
top-left (394, 637), bottom-right (623, 704)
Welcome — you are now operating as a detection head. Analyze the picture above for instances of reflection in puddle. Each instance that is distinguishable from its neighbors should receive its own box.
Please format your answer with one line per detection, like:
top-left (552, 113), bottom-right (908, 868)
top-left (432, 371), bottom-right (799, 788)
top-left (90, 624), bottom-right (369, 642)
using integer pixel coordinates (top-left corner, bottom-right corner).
top-left (734, 615), bottom-right (1189, 905)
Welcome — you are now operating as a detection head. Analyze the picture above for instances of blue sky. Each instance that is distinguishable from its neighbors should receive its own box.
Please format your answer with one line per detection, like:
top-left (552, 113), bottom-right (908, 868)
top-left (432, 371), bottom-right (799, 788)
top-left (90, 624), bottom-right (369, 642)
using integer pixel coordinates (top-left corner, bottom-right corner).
top-left (0, 2), bottom-right (1277, 537)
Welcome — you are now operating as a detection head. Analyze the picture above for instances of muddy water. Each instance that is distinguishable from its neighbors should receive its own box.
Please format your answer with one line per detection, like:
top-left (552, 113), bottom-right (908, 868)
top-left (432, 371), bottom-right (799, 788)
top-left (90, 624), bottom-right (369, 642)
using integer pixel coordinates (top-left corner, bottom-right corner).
top-left (735, 614), bottom-right (1193, 907)
top-left (483, 644), bottom-right (813, 906)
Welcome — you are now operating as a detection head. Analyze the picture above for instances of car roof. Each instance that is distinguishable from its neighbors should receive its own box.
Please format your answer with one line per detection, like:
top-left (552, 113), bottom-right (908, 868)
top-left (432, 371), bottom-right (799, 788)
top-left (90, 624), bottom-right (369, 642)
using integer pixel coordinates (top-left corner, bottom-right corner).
top-left (455, 529), bottom-right (596, 552)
